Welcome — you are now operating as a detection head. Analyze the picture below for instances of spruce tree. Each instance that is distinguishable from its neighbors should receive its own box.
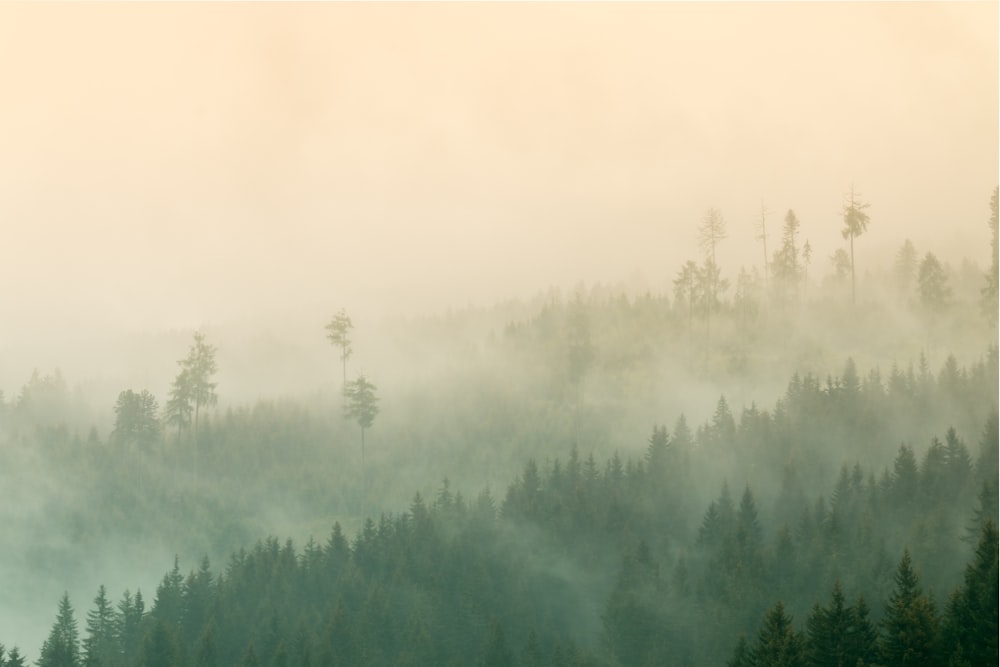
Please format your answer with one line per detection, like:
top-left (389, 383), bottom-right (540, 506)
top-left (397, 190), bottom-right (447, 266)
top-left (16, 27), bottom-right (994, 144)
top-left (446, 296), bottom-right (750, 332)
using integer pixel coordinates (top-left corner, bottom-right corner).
top-left (749, 601), bottom-right (806, 667)
top-left (39, 593), bottom-right (80, 667)
top-left (82, 586), bottom-right (116, 667)
top-left (941, 521), bottom-right (998, 665)
top-left (880, 549), bottom-right (939, 666)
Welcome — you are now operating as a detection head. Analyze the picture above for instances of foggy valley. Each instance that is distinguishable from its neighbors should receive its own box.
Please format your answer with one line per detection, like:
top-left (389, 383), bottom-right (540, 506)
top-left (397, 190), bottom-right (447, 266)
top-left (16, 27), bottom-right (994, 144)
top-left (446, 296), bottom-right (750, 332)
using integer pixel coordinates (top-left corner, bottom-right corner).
top-left (0, 3), bottom-right (998, 667)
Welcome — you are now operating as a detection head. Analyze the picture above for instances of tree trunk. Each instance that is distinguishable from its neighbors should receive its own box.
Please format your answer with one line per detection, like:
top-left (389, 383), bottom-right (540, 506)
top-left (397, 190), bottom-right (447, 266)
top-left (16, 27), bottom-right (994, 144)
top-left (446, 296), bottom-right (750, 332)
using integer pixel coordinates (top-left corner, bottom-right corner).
top-left (193, 401), bottom-right (200, 482)
top-left (850, 233), bottom-right (856, 306)
top-left (360, 426), bottom-right (366, 520)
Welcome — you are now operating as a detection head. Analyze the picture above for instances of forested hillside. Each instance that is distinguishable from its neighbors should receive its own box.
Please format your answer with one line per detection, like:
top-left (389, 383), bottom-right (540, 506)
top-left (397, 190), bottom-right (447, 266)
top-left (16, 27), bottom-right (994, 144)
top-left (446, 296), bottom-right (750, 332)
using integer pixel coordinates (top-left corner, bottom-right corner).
top-left (3, 3), bottom-right (996, 664)
top-left (3, 342), bottom-right (997, 666)
top-left (1, 190), bottom-right (996, 665)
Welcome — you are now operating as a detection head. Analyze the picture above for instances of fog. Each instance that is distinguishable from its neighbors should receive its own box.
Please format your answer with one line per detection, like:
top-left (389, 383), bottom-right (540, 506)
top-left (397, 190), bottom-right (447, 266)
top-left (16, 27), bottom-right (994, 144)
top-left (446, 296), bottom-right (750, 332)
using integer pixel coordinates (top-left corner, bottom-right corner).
top-left (1, 4), bottom-right (996, 351)
top-left (0, 3), bottom-right (997, 665)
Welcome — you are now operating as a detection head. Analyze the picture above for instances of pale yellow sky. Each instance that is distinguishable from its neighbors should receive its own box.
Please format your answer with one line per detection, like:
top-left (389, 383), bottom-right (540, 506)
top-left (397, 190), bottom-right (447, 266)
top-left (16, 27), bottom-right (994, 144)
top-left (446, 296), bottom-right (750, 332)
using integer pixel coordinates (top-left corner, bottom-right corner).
top-left (0, 2), bottom-right (997, 340)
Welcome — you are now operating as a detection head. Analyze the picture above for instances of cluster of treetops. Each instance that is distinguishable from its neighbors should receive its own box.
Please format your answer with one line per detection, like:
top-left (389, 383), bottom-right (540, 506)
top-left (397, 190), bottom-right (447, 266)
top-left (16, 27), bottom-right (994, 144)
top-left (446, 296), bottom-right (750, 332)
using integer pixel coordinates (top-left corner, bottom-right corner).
top-left (7, 351), bottom-right (996, 666)
top-left (0, 185), bottom-right (996, 665)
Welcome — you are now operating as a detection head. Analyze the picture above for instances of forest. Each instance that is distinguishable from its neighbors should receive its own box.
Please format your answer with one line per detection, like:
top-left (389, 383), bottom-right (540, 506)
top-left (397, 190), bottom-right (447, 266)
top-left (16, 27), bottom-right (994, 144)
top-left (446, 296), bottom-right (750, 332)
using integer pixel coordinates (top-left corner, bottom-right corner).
top-left (0, 189), bottom-right (997, 666)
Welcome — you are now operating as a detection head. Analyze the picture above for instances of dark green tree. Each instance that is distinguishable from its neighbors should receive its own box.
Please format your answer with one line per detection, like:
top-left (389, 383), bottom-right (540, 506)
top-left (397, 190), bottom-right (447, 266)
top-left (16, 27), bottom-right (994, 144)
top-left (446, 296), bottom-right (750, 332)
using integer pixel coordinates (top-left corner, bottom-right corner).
top-left (941, 521), bottom-right (998, 665)
top-left (805, 582), bottom-right (876, 667)
top-left (749, 600), bottom-right (806, 667)
top-left (880, 549), bottom-right (939, 667)
top-left (5, 646), bottom-right (26, 667)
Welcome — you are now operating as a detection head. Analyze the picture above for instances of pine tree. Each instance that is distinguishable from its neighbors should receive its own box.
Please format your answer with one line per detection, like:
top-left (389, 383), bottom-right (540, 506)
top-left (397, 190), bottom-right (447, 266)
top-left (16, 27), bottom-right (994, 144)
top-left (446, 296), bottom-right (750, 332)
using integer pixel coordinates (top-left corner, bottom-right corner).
top-left (941, 521), bottom-right (998, 665)
top-left (39, 593), bottom-right (80, 667)
top-left (82, 586), bottom-right (116, 667)
top-left (749, 601), bottom-right (806, 666)
top-left (5, 647), bottom-right (26, 667)
top-left (115, 590), bottom-right (145, 667)
top-left (846, 595), bottom-right (878, 666)
top-left (880, 549), bottom-right (939, 666)
top-left (805, 582), bottom-right (877, 667)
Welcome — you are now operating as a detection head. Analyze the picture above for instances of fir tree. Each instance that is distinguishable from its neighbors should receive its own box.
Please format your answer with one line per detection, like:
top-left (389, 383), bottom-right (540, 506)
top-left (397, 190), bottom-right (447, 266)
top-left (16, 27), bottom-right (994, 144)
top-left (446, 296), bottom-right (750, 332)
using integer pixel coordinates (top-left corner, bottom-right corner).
top-left (749, 601), bottom-right (806, 667)
top-left (880, 549), bottom-right (939, 666)
top-left (39, 593), bottom-right (80, 667)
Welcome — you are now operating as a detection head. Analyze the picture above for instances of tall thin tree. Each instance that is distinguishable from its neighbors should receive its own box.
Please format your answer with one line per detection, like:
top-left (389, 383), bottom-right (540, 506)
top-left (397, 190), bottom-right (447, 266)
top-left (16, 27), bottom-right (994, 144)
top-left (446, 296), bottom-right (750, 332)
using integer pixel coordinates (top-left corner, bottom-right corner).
top-left (168, 332), bottom-right (218, 480)
top-left (756, 202), bottom-right (770, 297)
top-left (326, 309), bottom-right (354, 390)
top-left (345, 373), bottom-right (379, 517)
top-left (841, 185), bottom-right (871, 306)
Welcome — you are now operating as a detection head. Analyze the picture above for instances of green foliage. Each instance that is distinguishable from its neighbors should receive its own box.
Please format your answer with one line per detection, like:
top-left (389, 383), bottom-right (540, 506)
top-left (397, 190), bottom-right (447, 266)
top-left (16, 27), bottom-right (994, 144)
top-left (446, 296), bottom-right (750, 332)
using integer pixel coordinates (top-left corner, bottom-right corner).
top-left (325, 309), bottom-right (354, 385)
top-left (941, 521), bottom-right (998, 665)
top-left (880, 550), bottom-right (940, 667)
top-left (344, 374), bottom-right (379, 431)
top-left (918, 252), bottom-right (951, 311)
top-left (166, 332), bottom-right (218, 439)
top-left (82, 586), bottom-right (115, 667)
top-left (749, 601), bottom-right (806, 667)
top-left (39, 593), bottom-right (80, 667)
top-left (112, 389), bottom-right (160, 450)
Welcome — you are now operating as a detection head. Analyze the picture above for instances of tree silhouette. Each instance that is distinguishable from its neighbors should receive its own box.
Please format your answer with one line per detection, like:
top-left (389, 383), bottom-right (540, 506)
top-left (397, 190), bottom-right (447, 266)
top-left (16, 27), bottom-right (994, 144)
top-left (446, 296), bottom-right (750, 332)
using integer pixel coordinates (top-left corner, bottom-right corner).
top-left (325, 309), bottom-right (354, 390)
top-left (39, 593), bottom-right (80, 667)
top-left (981, 186), bottom-right (998, 325)
top-left (841, 185), bottom-right (871, 306)
top-left (167, 332), bottom-right (218, 479)
top-left (917, 252), bottom-right (950, 311)
top-left (345, 373), bottom-right (379, 519)
top-left (880, 549), bottom-right (939, 666)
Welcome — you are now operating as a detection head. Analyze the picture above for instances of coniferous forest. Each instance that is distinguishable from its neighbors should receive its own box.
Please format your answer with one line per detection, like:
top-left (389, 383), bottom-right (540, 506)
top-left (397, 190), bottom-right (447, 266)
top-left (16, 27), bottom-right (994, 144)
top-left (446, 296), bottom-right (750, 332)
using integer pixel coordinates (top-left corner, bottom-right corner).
top-left (1, 4), bottom-right (998, 666)
top-left (0, 186), bottom-right (997, 666)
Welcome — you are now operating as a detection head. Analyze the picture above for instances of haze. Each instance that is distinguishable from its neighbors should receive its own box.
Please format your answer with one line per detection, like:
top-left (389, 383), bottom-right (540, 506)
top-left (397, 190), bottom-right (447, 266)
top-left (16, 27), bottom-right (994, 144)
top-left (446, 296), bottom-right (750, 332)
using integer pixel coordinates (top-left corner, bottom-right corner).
top-left (2, 3), bottom-right (995, 337)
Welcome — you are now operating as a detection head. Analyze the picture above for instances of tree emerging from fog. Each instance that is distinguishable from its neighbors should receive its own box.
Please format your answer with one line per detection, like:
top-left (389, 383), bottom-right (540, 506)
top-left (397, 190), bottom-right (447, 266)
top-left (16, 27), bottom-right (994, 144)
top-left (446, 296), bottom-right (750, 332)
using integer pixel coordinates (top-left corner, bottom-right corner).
top-left (841, 185), bottom-right (871, 306)
top-left (325, 308), bottom-right (354, 390)
top-left (344, 373), bottom-right (379, 465)
top-left (981, 186), bottom-right (999, 325)
top-left (165, 332), bottom-right (218, 479)
top-left (917, 252), bottom-right (951, 312)
top-left (111, 389), bottom-right (160, 452)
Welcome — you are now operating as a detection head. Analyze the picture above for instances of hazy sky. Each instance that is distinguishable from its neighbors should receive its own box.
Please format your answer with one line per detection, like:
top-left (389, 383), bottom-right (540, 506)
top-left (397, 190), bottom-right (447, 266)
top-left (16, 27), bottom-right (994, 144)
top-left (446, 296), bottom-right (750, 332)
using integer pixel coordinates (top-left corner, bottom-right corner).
top-left (1, 2), bottom-right (997, 341)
